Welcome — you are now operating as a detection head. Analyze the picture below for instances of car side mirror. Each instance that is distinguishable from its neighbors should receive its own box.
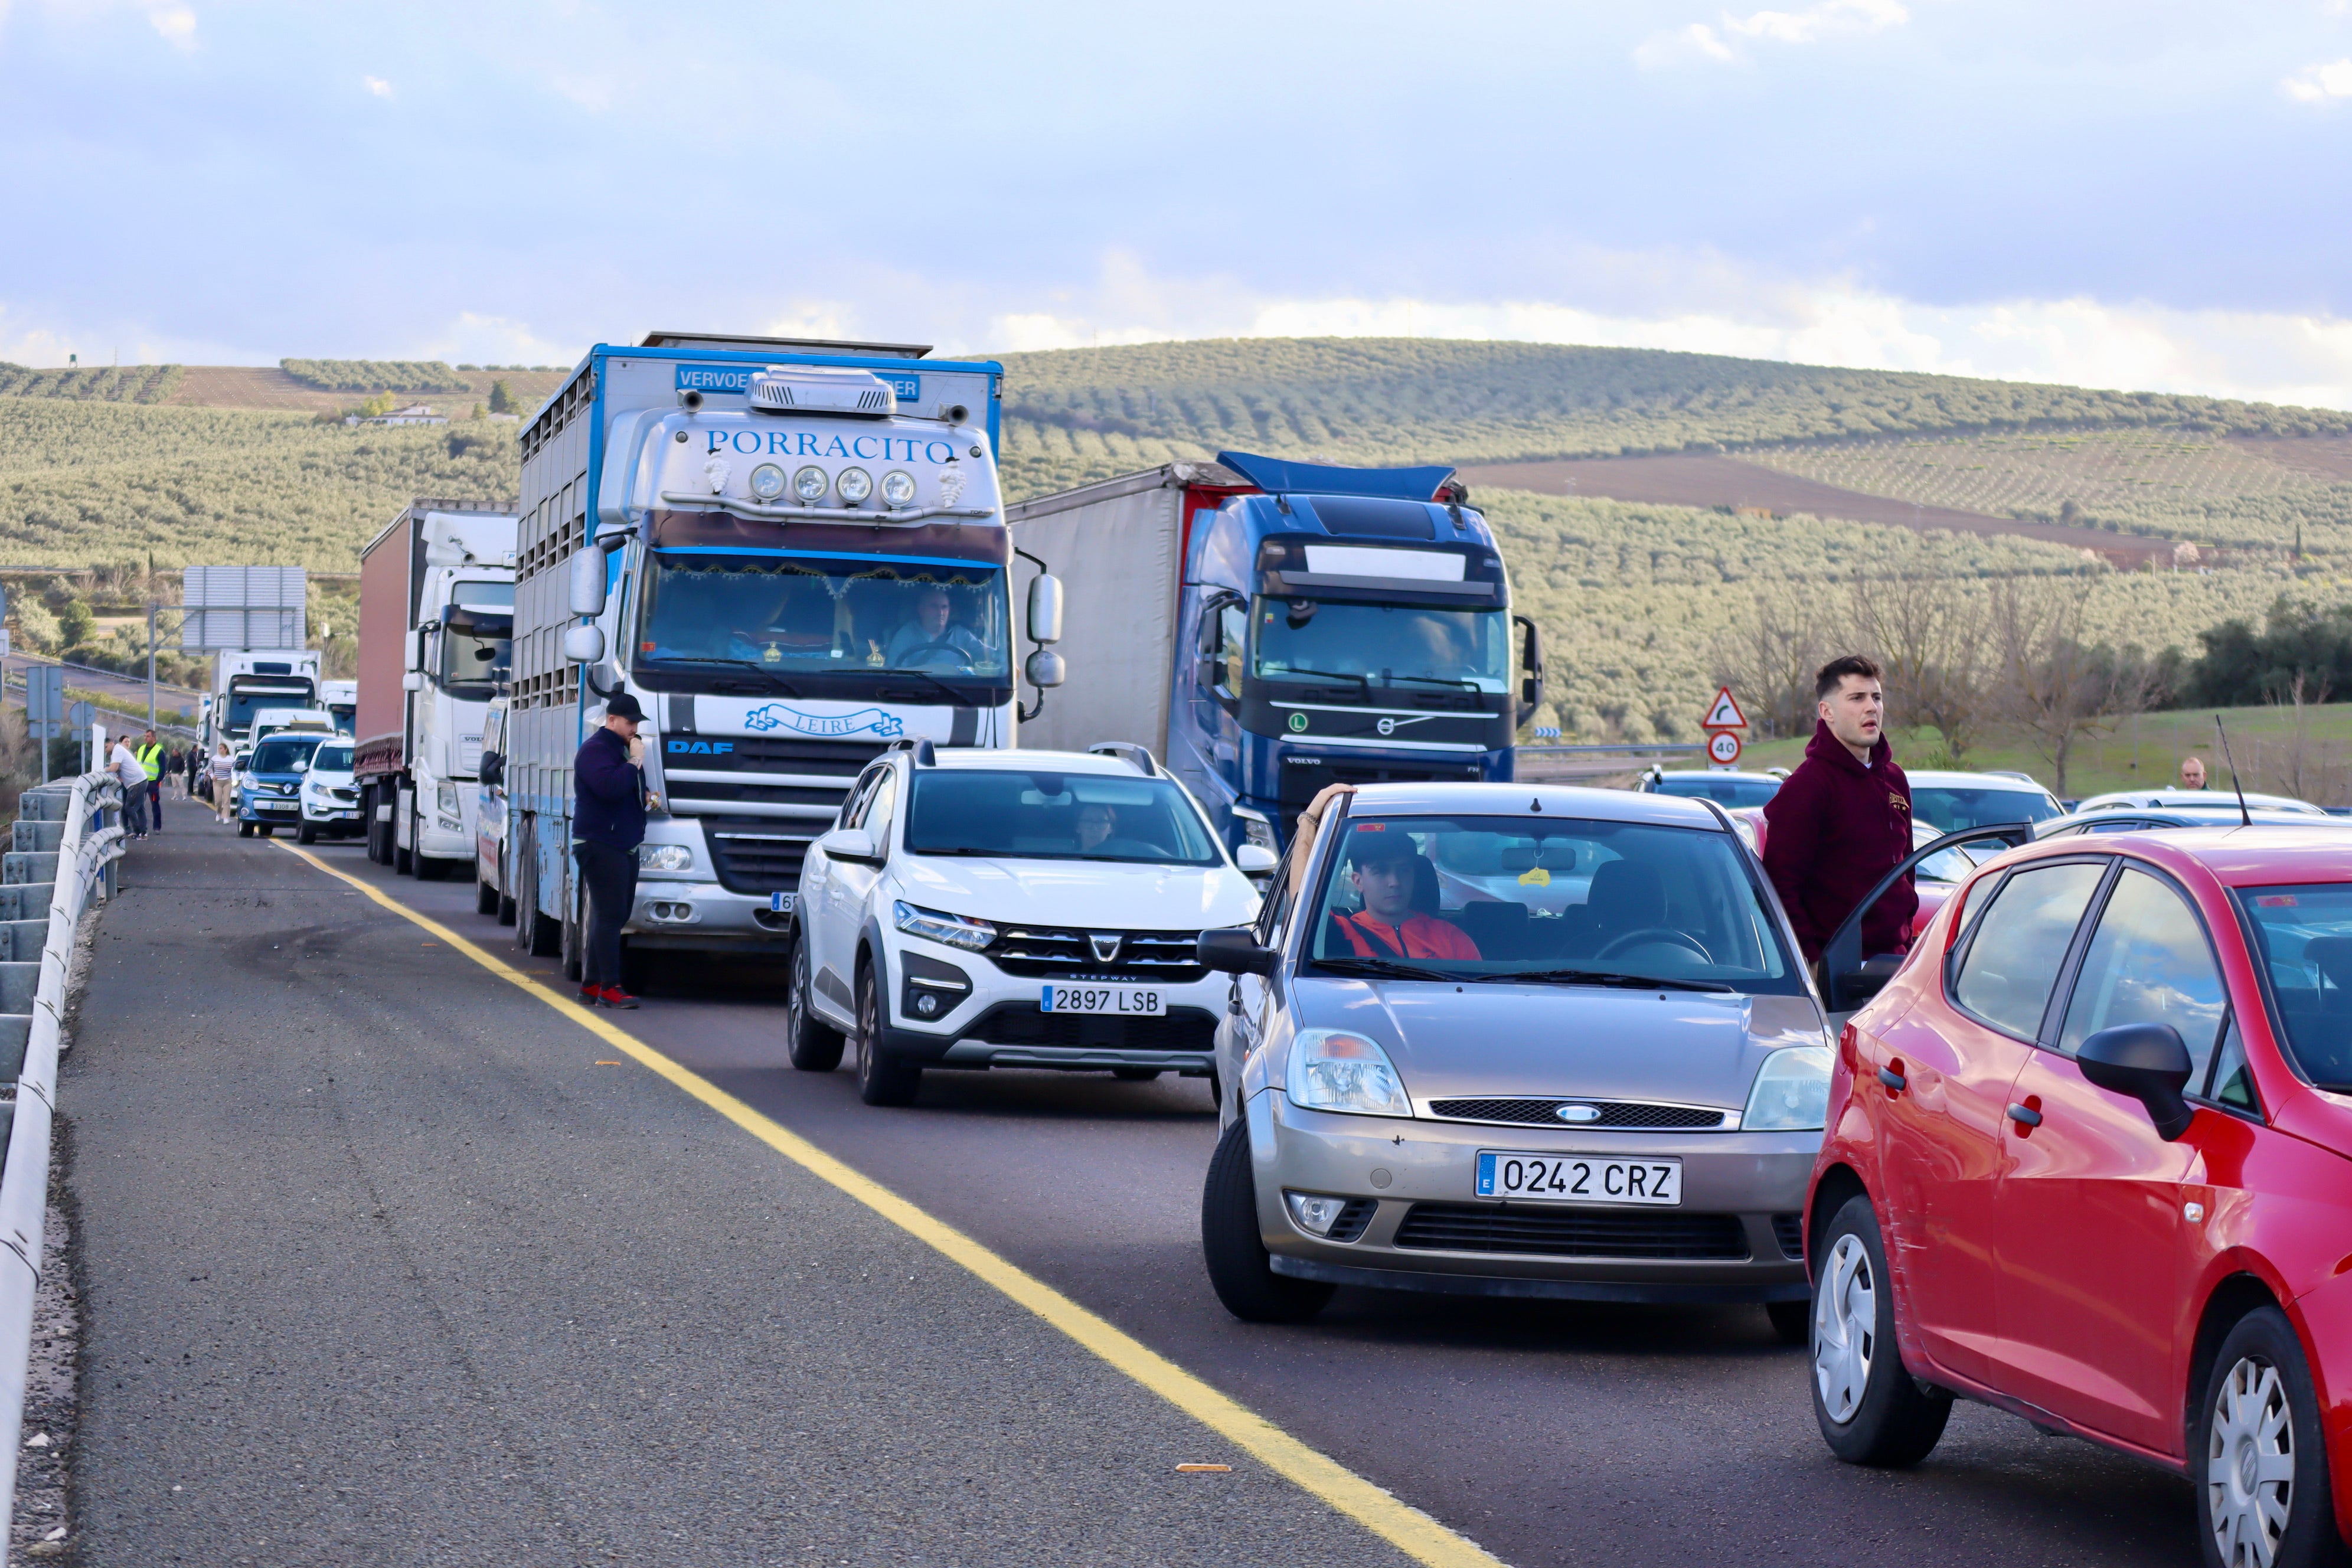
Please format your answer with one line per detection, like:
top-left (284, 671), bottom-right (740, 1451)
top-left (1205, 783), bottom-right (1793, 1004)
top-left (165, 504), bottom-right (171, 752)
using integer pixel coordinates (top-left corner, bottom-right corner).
top-left (819, 827), bottom-right (881, 865)
top-left (2076, 1023), bottom-right (2196, 1140)
top-left (1233, 843), bottom-right (1279, 875)
top-left (1197, 927), bottom-right (1277, 975)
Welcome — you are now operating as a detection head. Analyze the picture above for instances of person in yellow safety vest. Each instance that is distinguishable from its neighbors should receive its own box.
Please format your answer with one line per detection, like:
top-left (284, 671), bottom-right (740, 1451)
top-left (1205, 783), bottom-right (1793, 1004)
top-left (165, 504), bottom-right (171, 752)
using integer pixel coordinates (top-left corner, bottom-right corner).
top-left (135, 731), bottom-right (166, 835)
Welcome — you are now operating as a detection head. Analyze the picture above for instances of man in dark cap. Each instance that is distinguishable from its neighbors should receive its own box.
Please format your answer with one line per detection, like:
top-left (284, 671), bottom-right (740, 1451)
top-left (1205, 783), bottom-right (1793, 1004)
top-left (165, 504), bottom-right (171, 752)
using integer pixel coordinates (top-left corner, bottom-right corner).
top-left (573, 692), bottom-right (658, 1008)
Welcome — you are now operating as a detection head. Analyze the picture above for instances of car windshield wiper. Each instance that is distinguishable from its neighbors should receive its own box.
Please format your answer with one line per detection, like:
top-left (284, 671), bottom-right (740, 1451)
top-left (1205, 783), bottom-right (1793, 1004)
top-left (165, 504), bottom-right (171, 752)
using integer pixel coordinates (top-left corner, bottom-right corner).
top-left (1486, 968), bottom-right (1737, 994)
top-left (1309, 955), bottom-right (1458, 983)
top-left (642, 656), bottom-right (803, 697)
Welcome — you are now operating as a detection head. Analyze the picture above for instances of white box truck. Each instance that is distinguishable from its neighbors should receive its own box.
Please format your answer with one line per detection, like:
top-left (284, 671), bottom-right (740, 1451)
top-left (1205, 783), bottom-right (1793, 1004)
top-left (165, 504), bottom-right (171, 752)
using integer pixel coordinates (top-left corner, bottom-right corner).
top-left (353, 498), bottom-right (518, 880)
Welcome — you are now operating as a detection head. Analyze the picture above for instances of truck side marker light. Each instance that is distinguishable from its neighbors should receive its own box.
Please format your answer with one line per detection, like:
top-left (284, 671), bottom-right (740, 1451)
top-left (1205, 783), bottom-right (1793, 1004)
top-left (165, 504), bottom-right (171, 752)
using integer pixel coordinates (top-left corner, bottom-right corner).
top-left (269, 838), bottom-right (1504, 1568)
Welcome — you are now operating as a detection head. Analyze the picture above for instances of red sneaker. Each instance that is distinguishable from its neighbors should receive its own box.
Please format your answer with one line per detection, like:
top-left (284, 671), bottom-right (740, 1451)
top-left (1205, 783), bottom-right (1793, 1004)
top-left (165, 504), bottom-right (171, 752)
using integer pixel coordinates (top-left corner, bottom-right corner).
top-left (577, 982), bottom-right (601, 1006)
top-left (598, 986), bottom-right (641, 1010)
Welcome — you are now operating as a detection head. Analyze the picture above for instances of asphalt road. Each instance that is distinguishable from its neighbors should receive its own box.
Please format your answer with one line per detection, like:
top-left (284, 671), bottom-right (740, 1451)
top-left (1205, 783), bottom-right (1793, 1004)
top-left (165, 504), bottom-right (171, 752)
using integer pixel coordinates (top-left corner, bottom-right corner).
top-left (65, 814), bottom-right (1420, 1567)
top-left (68, 805), bottom-right (2205, 1566)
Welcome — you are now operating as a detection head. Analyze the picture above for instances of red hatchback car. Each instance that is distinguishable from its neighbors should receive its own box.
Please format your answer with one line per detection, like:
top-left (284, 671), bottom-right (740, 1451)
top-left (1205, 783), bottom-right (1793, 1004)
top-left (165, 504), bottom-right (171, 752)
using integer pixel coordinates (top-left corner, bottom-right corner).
top-left (1805, 828), bottom-right (2352, 1568)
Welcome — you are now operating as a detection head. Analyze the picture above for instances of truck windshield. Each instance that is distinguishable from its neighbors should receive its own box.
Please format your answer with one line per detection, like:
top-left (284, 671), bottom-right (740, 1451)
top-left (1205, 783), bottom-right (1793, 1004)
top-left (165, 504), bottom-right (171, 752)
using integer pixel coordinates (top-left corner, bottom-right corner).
top-left (638, 553), bottom-right (1009, 683)
top-left (1252, 600), bottom-right (1508, 692)
top-left (225, 684), bottom-right (314, 732)
top-left (906, 769), bottom-right (1223, 865)
top-left (439, 607), bottom-right (512, 700)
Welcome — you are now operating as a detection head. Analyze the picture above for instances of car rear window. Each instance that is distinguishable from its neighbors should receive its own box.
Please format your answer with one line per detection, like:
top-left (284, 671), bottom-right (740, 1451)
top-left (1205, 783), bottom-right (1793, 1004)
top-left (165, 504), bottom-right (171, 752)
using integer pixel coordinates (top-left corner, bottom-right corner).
top-left (2235, 883), bottom-right (2352, 1092)
top-left (1913, 787), bottom-right (2061, 832)
top-left (1952, 861), bottom-right (2106, 1038)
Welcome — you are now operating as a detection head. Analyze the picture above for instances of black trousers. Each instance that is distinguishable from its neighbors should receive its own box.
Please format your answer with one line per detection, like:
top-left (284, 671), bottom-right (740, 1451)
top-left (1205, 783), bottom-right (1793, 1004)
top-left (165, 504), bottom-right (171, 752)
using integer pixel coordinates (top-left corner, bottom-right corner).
top-left (573, 841), bottom-right (638, 988)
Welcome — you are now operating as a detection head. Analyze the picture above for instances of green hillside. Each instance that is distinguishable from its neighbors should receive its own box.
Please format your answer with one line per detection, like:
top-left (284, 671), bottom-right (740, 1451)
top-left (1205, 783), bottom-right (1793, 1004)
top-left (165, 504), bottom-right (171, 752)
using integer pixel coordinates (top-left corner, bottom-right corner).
top-left (0, 363), bottom-right (183, 404)
top-left (992, 338), bottom-right (2352, 499)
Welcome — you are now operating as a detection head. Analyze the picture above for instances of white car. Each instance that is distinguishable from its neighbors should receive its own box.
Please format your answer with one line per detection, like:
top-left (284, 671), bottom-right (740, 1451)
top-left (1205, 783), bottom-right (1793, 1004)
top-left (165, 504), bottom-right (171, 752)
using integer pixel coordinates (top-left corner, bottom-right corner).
top-left (2072, 786), bottom-right (2326, 816)
top-left (1903, 769), bottom-right (2064, 834)
top-left (295, 738), bottom-right (364, 844)
top-left (783, 743), bottom-right (1273, 1107)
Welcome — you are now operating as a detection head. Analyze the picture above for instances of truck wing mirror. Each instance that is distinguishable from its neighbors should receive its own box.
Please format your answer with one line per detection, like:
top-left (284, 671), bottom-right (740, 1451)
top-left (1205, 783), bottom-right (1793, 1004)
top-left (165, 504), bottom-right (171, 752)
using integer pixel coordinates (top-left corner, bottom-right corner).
top-left (569, 549), bottom-right (609, 618)
top-left (2076, 1023), bottom-right (2196, 1140)
top-left (1197, 927), bottom-right (1278, 976)
top-left (1819, 823), bottom-right (2025, 1018)
top-left (479, 752), bottom-right (504, 787)
top-left (1027, 573), bottom-right (1063, 645)
top-left (563, 625), bottom-right (606, 665)
top-left (1514, 614), bottom-right (1546, 726)
top-left (1024, 648), bottom-right (1065, 690)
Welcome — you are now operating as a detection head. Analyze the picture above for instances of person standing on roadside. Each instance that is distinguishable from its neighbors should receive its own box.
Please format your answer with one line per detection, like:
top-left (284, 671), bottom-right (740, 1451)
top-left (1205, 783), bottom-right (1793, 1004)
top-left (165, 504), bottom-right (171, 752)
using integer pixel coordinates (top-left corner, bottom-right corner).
top-left (135, 730), bottom-right (165, 832)
top-left (108, 733), bottom-right (150, 840)
top-left (210, 740), bottom-right (238, 822)
top-left (2178, 755), bottom-right (2209, 790)
top-left (571, 692), bottom-right (662, 1010)
top-left (1761, 654), bottom-right (1916, 968)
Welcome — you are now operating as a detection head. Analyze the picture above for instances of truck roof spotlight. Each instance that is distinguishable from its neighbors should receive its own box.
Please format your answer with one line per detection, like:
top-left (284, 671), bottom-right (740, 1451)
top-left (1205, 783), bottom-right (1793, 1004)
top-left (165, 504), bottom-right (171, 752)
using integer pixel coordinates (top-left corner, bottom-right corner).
top-left (792, 465), bottom-right (829, 502)
top-left (837, 466), bottom-right (873, 505)
top-left (880, 469), bottom-right (916, 507)
top-left (749, 463), bottom-right (786, 501)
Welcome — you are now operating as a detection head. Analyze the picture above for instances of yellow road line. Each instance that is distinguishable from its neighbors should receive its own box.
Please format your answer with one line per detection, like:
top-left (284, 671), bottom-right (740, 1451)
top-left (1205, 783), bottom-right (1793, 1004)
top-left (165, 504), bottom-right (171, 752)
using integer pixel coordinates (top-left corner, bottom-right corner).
top-left (270, 839), bottom-right (1502, 1568)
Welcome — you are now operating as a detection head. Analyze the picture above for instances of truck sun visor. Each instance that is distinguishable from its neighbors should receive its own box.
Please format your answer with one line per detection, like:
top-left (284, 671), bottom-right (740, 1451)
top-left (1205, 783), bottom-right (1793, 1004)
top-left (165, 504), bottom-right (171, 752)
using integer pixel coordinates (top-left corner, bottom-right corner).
top-left (1301, 546), bottom-right (1465, 582)
top-left (1214, 450), bottom-right (1456, 502)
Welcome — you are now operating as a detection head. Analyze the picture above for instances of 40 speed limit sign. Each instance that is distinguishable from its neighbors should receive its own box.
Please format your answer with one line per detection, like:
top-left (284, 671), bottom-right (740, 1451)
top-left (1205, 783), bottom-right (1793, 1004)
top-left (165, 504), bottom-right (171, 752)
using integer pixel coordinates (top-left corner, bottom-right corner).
top-left (1707, 730), bottom-right (1743, 765)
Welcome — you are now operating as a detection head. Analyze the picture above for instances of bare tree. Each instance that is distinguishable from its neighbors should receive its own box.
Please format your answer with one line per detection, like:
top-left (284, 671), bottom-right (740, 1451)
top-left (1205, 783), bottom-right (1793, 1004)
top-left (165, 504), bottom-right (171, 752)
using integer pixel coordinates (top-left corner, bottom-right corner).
top-left (2263, 672), bottom-right (2340, 806)
top-left (1990, 574), bottom-right (2116, 795)
top-left (1849, 557), bottom-right (1990, 766)
top-left (1711, 584), bottom-right (1830, 740)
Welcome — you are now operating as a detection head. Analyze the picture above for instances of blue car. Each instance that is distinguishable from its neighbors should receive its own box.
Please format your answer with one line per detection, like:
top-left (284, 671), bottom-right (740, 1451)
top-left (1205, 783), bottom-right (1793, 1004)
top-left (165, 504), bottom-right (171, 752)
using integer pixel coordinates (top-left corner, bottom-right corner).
top-left (238, 732), bottom-right (325, 838)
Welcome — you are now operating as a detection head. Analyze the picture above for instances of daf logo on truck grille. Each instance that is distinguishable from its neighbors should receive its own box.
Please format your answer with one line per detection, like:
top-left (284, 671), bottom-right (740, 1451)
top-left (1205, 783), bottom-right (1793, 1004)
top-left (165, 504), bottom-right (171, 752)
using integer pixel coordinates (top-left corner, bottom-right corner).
top-left (1088, 934), bottom-right (1125, 964)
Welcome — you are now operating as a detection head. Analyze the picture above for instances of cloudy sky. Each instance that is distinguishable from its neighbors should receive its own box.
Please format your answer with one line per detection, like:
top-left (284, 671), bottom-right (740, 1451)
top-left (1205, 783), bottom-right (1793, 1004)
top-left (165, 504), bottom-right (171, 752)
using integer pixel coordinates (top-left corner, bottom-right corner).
top-left (3, 1), bottom-right (2350, 405)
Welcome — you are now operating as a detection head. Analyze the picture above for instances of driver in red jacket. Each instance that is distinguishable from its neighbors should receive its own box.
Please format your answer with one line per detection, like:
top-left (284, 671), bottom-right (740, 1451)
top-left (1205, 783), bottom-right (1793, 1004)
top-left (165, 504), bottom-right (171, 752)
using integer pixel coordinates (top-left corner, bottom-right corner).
top-left (1761, 654), bottom-right (1916, 966)
top-left (1332, 827), bottom-right (1482, 961)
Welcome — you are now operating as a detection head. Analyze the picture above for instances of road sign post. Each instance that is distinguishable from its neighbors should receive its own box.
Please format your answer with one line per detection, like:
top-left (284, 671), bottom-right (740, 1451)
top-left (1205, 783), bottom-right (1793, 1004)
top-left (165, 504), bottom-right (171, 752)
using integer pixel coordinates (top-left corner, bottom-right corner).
top-left (1701, 685), bottom-right (1748, 772)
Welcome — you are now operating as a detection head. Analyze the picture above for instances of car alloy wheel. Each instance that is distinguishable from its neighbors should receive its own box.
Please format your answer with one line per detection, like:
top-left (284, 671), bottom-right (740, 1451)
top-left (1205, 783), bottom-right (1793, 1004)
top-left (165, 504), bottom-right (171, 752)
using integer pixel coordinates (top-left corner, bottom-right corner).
top-left (787, 940), bottom-right (845, 1073)
top-left (2208, 1353), bottom-right (2294, 1567)
top-left (1814, 1231), bottom-right (1875, 1425)
top-left (853, 963), bottom-right (920, 1107)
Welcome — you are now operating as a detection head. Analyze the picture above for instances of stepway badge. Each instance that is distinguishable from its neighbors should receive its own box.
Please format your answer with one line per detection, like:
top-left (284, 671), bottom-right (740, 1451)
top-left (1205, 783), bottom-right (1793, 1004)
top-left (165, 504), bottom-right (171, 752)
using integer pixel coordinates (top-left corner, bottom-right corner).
top-left (742, 704), bottom-right (905, 739)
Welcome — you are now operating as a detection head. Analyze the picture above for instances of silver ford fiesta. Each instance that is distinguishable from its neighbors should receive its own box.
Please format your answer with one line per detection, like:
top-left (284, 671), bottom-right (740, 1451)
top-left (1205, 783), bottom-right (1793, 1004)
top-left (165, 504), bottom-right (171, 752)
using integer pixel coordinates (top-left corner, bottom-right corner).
top-left (1197, 782), bottom-right (1831, 1340)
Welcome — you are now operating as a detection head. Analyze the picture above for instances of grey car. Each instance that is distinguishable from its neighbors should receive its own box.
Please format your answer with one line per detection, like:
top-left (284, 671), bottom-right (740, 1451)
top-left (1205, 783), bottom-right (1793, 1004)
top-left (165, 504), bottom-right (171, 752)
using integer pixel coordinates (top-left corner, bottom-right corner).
top-left (1196, 782), bottom-right (1831, 1340)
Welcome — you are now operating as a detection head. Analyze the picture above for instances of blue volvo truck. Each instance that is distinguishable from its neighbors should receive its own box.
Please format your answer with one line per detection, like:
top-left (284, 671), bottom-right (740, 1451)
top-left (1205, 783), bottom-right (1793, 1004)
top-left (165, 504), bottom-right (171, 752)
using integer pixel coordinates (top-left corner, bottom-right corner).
top-left (1009, 452), bottom-right (1542, 854)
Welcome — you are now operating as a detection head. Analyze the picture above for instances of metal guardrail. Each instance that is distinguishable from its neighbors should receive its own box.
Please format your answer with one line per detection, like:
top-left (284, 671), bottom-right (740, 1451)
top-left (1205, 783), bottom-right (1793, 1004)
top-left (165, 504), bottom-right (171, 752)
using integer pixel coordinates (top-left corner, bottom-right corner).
top-left (0, 771), bottom-right (125, 1557)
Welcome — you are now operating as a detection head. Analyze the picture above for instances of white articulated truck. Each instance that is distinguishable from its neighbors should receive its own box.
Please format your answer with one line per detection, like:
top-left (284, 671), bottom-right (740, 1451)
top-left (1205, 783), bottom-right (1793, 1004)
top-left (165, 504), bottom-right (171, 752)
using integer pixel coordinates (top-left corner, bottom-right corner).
top-left (498, 331), bottom-right (1062, 984)
top-left (202, 649), bottom-right (322, 755)
top-left (353, 498), bottom-right (519, 880)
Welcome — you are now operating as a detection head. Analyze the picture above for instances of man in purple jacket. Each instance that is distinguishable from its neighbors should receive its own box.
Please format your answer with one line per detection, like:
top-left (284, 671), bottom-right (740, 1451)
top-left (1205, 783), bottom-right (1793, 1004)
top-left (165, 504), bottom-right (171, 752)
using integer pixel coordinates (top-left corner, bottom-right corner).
top-left (573, 692), bottom-right (658, 1009)
top-left (1761, 654), bottom-right (1916, 968)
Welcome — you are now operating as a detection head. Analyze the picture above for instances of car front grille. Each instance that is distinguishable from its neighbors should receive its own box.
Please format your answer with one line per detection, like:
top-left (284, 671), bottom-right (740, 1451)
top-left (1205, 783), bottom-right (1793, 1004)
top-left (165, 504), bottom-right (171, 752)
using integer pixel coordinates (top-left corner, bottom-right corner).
top-left (1426, 1097), bottom-right (1727, 1130)
top-left (984, 926), bottom-right (1207, 982)
top-left (699, 818), bottom-right (819, 896)
top-left (1773, 1213), bottom-right (1805, 1260)
top-left (963, 1003), bottom-right (1217, 1054)
top-left (1391, 1204), bottom-right (1750, 1260)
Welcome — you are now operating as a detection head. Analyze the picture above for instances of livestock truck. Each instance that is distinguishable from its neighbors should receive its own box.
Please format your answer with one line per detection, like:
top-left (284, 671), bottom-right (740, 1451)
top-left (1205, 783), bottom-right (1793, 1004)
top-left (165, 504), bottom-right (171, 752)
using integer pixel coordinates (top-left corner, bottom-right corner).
top-left (497, 332), bottom-right (1056, 981)
top-left (353, 498), bottom-right (519, 878)
top-left (1010, 452), bottom-right (1543, 855)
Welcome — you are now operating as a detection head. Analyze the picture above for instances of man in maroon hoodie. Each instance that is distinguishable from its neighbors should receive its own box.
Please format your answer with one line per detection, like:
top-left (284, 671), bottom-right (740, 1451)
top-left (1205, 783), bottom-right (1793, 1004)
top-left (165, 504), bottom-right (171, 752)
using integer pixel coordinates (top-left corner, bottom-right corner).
top-left (1762, 654), bottom-right (1916, 966)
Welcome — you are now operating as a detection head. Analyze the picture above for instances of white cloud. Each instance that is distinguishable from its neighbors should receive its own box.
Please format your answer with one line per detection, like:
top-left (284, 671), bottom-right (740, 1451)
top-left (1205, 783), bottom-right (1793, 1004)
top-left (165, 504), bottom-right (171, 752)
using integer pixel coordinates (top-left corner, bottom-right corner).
top-left (417, 312), bottom-right (571, 368)
top-left (1638, 0), bottom-right (1905, 66)
top-left (2282, 58), bottom-right (2352, 100)
top-left (361, 75), bottom-right (393, 99)
top-left (146, 4), bottom-right (194, 48)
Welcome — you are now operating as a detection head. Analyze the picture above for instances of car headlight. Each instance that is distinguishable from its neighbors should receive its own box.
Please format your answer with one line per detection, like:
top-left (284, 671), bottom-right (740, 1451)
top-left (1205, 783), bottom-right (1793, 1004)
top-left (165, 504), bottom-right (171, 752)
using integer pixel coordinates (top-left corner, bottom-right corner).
top-left (436, 783), bottom-right (460, 817)
top-left (638, 844), bottom-right (692, 871)
top-left (880, 469), bottom-right (916, 507)
top-left (749, 462), bottom-right (786, 501)
top-left (893, 899), bottom-right (995, 952)
top-left (836, 466), bottom-right (873, 504)
top-left (792, 465), bottom-right (829, 502)
top-left (1285, 1028), bottom-right (1411, 1118)
top-left (1743, 1045), bottom-right (1833, 1131)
